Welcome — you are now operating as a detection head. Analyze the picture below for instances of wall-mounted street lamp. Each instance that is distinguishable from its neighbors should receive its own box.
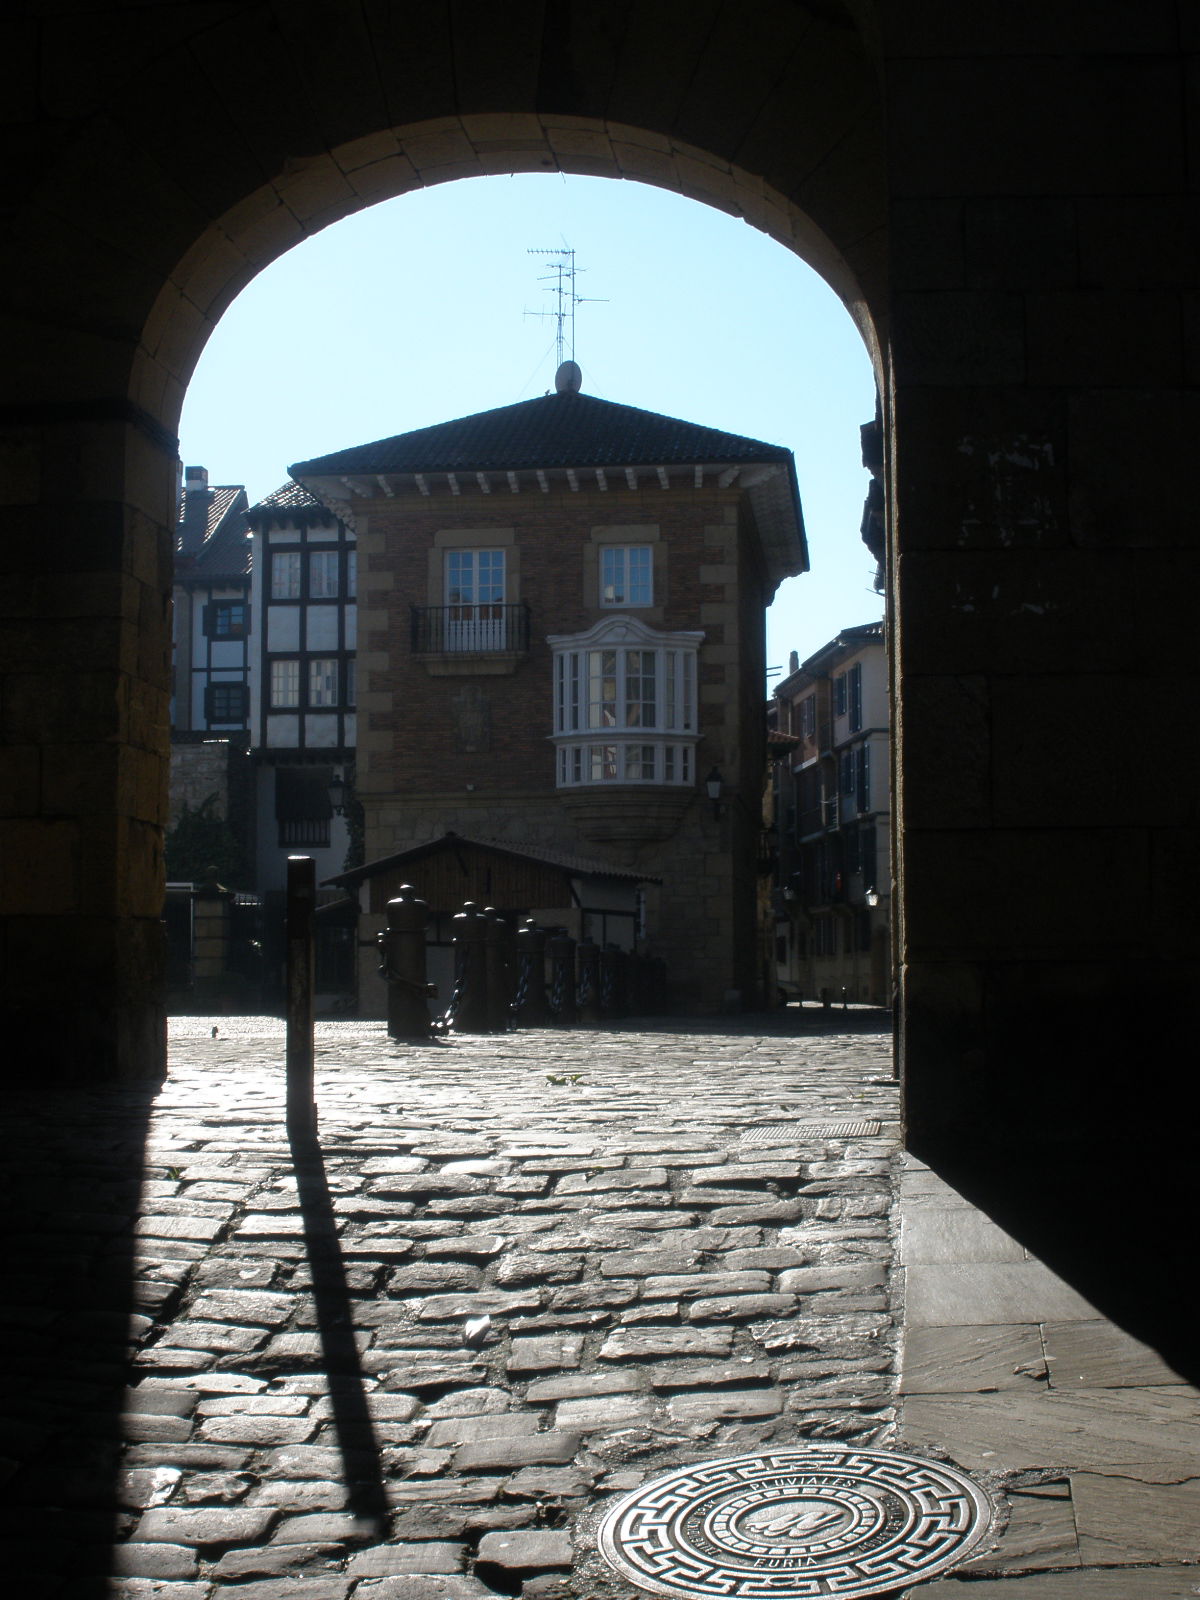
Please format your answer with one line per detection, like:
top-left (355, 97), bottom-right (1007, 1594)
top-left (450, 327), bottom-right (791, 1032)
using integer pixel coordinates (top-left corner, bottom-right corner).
top-left (865, 887), bottom-right (880, 909)
top-left (705, 766), bottom-right (724, 818)
top-left (327, 770), bottom-right (348, 816)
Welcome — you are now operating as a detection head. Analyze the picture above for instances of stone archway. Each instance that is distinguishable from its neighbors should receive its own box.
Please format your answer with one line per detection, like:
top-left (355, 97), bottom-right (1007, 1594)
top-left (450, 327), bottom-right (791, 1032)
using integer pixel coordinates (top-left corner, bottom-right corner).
top-left (2, 1), bottom-right (886, 1082)
top-left (3, 2), bottom-right (1196, 1219)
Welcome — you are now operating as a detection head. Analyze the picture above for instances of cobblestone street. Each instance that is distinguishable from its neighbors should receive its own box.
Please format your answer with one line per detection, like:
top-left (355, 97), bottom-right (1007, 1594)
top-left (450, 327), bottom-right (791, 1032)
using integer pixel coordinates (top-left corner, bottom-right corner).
top-left (7, 1012), bottom-right (1196, 1598)
top-left (5, 1011), bottom-right (907, 1598)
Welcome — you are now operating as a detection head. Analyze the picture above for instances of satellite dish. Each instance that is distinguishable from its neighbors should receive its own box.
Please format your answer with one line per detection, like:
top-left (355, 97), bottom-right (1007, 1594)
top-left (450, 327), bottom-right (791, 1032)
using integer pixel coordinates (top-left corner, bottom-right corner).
top-left (555, 360), bottom-right (582, 395)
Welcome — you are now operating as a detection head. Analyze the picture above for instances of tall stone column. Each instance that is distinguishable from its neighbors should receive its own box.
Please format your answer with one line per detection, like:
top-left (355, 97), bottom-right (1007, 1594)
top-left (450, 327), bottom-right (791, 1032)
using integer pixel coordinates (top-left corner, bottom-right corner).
top-left (0, 411), bottom-right (176, 1084)
top-left (884, 19), bottom-right (1196, 1157)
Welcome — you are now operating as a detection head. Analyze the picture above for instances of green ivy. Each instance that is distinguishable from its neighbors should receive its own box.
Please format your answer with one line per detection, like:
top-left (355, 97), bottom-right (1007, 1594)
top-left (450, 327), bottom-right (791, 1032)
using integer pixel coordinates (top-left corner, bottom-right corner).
top-left (165, 793), bottom-right (247, 886)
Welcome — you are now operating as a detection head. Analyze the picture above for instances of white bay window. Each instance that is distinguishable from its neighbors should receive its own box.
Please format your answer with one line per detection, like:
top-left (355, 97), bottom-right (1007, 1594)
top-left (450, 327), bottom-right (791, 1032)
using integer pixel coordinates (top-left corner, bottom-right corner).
top-left (549, 618), bottom-right (702, 787)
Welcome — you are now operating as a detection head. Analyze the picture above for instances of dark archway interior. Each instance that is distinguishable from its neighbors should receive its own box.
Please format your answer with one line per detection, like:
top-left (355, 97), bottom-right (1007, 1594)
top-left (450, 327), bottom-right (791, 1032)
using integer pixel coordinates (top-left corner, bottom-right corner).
top-left (2, 0), bottom-right (1196, 1436)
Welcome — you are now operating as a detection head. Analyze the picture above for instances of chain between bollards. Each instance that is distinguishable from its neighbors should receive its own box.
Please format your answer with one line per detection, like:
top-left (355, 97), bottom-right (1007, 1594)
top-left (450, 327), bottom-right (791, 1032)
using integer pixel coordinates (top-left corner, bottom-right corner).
top-left (285, 855), bottom-right (317, 1137)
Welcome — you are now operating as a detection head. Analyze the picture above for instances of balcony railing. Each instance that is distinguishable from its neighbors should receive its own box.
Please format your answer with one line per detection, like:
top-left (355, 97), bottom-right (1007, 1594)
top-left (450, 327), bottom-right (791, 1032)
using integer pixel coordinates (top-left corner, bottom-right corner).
top-left (411, 602), bottom-right (531, 655)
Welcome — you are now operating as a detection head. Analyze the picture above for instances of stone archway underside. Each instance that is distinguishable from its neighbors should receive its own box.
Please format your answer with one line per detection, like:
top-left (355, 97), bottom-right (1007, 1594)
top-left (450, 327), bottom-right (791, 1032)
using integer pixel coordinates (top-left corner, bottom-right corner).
top-left (2, 1), bottom-right (885, 1082)
top-left (2, 1), bottom-right (1197, 1227)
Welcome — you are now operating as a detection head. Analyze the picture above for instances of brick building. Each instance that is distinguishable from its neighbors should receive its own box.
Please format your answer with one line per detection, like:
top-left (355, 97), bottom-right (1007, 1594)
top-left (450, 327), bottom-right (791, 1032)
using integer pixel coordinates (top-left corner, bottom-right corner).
top-left (291, 363), bottom-right (806, 1012)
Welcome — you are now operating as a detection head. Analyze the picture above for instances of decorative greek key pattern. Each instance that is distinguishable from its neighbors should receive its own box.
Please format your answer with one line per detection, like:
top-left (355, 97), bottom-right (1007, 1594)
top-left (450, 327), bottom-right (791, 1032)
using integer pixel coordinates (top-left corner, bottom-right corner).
top-left (597, 1447), bottom-right (991, 1599)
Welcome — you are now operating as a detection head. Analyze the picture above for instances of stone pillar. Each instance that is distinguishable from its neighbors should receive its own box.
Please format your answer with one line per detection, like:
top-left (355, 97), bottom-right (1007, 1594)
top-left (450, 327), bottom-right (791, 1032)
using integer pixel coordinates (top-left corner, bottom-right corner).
top-left (0, 414), bottom-right (176, 1084)
top-left (884, 24), bottom-right (1196, 1159)
top-left (191, 869), bottom-right (232, 990)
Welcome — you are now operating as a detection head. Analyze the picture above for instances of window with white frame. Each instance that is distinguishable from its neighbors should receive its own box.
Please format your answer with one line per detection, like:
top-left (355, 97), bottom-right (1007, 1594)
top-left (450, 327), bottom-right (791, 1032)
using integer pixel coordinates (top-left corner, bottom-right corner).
top-left (445, 548), bottom-right (506, 649)
top-left (270, 659), bottom-right (300, 707)
top-left (271, 551), bottom-right (302, 599)
top-left (309, 550), bottom-right (339, 597)
top-left (600, 545), bottom-right (653, 607)
top-left (549, 619), bottom-right (702, 787)
top-left (308, 658), bottom-right (338, 707)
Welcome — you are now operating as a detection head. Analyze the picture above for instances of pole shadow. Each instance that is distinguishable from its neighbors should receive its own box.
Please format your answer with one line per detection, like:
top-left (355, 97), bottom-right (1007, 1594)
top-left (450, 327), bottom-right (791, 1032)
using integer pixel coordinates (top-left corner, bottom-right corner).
top-left (287, 1126), bottom-right (390, 1532)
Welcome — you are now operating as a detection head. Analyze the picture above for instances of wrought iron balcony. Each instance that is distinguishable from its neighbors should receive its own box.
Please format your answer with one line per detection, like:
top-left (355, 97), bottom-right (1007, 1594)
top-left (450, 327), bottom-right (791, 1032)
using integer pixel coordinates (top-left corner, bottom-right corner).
top-left (411, 602), bottom-right (531, 655)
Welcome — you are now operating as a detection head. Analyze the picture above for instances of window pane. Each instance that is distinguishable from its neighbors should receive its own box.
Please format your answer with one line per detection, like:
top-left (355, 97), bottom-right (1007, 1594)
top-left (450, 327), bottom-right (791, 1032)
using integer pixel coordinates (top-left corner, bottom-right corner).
top-left (588, 650), bottom-right (617, 728)
top-left (271, 552), bottom-right (301, 599)
top-left (346, 549), bottom-right (357, 598)
top-left (309, 551), bottom-right (338, 597)
top-left (600, 546), bottom-right (622, 605)
top-left (308, 658), bottom-right (338, 707)
top-left (624, 744), bottom-right (655, 780)
top-left (446, 550), bottom-right (472, 604)
top-left (210, 601), bottom-right (247, 638)
top-left (270, 659), bottom-right (300, 706)
top-left (628, 546), bottom-right (652, 605)
top-left (345, 658), bottom-right (356, 707)
top-left (601, 545), bottom-right (652, 606)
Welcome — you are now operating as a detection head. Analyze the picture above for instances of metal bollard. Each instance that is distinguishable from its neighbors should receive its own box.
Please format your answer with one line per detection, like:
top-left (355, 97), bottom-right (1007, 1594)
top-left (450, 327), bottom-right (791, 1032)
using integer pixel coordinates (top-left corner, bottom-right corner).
top-left (377, 884), bottom-right (436, 1040)
top-left (482, 906), bottom-right (511, 1033)
top-left (512, 919), bottom-right (551, 1025)
top-left (576, 938), bottom-right (600, 1026)
top-left (285, 855), bottom-right (316, 1137)
top-left (546, 929), bottom-right (577, 1025)
top-left (445, 901), bottom-right (489, 1033)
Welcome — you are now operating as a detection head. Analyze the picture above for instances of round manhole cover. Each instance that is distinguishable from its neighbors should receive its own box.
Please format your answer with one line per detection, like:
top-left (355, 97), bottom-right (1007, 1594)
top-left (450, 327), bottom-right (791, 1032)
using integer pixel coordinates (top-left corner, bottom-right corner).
top-left (597, 1446), bottom-right (991, 1597)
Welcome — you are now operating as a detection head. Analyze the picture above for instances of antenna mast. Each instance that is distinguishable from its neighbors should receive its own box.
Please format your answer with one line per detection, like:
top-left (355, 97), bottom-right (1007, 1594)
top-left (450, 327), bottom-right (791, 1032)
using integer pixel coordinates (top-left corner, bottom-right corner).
top-left (525, 246), bottom-right (605, 368)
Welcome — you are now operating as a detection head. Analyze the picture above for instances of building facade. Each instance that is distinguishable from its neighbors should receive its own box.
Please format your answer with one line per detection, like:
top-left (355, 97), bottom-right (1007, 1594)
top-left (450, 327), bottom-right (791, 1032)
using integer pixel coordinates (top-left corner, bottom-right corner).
top-left (292, 364), bottom-right (806, 1012)
top-left (171, 466), bottom-right (251, 739)
top-left (169, 465), bottom-right (254, 873)
top-left (772, 621), bottom-right (890, 1006)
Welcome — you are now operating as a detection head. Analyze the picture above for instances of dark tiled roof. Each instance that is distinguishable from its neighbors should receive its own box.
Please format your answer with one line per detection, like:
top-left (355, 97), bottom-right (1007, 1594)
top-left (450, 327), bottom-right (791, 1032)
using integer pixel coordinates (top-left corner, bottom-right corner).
top-left (324, 830), bottom-right (660, 890)
top-left (291, 391), bottom-right (793, 478)
top-left (249, 481), bottom-right (325, 514)
top-left (175, 485), bottom-right (250, 578)
top-left (176, 484), bottom-right (244, 539)
top-left (245, 479), bottom-right (343, 532)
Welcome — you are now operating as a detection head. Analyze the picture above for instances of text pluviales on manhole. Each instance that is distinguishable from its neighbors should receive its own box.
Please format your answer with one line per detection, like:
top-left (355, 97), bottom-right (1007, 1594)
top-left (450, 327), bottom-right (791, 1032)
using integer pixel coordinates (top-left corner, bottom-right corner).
top-left (597, 1445), bottom-right (992, 1598)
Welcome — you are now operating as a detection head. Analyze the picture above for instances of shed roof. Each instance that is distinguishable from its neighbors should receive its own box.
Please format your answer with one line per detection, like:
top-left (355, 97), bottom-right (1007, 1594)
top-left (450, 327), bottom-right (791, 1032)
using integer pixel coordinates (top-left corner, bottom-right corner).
top-left (324, 830), bottom-right (660, 890)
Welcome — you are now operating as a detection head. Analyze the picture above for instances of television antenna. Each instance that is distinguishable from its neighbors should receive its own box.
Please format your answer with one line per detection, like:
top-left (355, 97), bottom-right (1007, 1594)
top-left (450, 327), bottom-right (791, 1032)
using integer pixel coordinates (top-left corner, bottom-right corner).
top-left (525, 246), bottom-right (606, 369)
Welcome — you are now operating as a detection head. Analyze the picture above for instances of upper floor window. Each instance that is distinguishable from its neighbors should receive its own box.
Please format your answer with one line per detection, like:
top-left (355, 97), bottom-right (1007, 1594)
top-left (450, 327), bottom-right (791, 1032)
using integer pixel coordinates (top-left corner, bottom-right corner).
top-left (798, 694), bottom-right (816, 739)
top-left (834, 672), bottom-right (848, 717)
top-left (346, 549), bottom-right (357, 598)
top-left (308, 658), bottom-right (338, 707)
top-left (271, 551), bottom-right (302, 599)
top-left (270, 658), bottom-right (300, 707)
top-left (848, 662), bottom-right (863, 732)
top-left (205, 682), bottom-right (248, 724)
top-left (444, 549), bottom-right (506, 649)
top-left (309, 550), bottom-right (339, 598)
top-left (205, 600), bottom-right (249, 640)
top-left (600, 545), bottom-right (652, 607)
top-left (549, 617), bottom-right (703, 788)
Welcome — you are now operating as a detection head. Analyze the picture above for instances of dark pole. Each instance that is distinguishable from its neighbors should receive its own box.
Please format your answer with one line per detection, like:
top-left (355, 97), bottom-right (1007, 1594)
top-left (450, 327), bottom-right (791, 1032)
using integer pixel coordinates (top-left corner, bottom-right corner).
top-left (286, 855), bottom-right (316, 1137)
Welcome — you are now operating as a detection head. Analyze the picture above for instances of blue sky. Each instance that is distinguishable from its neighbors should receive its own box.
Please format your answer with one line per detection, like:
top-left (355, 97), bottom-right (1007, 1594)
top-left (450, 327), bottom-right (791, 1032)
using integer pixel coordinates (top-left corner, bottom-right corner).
top-left (180, 173), bottom-right (881, 672)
